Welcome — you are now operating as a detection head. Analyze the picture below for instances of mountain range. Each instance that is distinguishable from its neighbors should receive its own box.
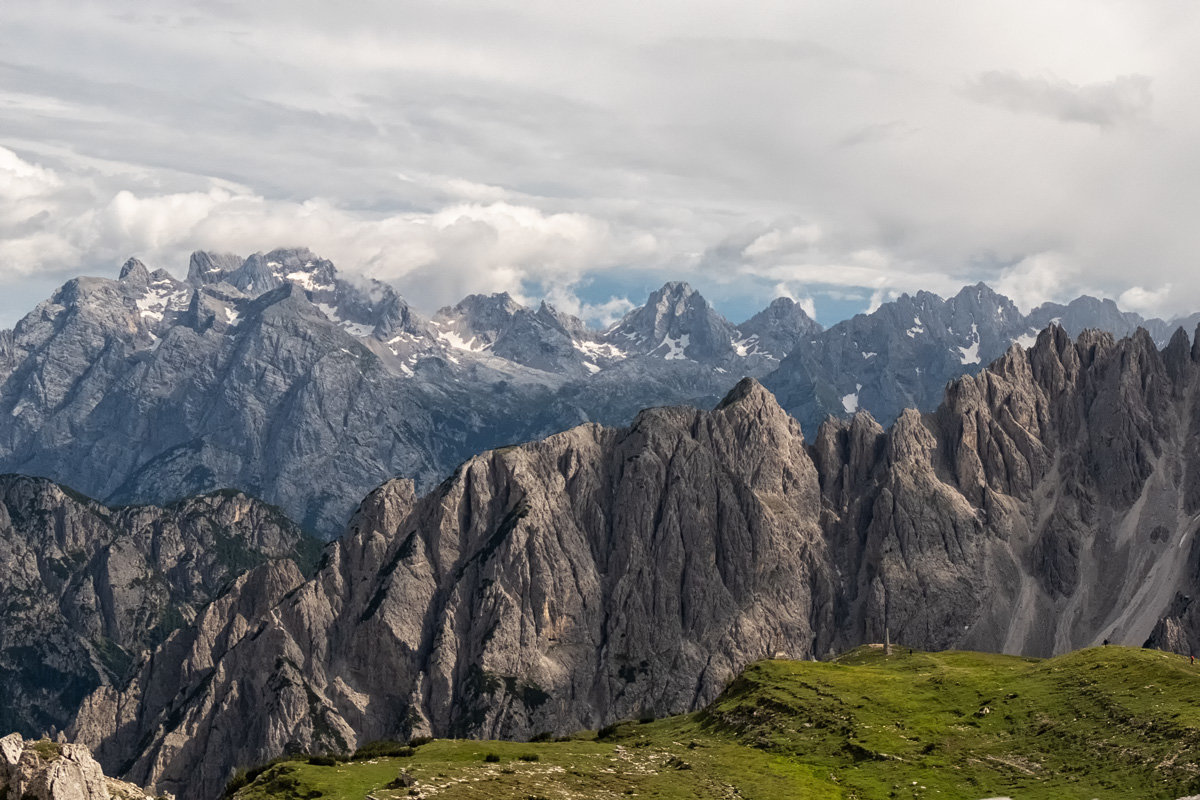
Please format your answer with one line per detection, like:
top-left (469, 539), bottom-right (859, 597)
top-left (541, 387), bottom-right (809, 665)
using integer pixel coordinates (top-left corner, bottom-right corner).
top-left (57, 322), bottom-right (1200, 800)
top-left (1, 247), bottom-right (1195, 539)
top-left (0, 476), bottom-right (317, 738)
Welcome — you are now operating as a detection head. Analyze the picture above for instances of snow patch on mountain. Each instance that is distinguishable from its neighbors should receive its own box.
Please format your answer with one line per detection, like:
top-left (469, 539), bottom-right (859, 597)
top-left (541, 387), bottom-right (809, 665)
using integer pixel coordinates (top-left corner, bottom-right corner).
top-left (134, 281), bottom-right (188, 323)
top-left (732, 334), bottom-right (760, 357)
top-left (285, 270), bottom-right (317, 290)
top-left (437, 329), bottom-right (488, 352)
top-left (841, 384), bottom-right (862, 413)
top-left (661, 334), bottom-right (690, 360)
top-left (1013, 330), bottom-right (1040, 349)
top-left (574, 339), bottom-right (628, 361)
top-left (958, 323), bottom-right (981, 365)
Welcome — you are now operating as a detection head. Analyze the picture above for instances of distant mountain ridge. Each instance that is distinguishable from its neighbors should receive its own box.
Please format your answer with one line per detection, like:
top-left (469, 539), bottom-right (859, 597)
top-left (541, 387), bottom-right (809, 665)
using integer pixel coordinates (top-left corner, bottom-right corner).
top-left (0, 246), bottom-right (1191, 535)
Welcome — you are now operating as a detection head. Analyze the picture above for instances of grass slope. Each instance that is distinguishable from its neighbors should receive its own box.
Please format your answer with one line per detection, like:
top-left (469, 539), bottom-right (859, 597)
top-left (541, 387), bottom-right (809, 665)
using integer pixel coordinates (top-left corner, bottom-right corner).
top-left (232, 645), bottom-right (1200, 800)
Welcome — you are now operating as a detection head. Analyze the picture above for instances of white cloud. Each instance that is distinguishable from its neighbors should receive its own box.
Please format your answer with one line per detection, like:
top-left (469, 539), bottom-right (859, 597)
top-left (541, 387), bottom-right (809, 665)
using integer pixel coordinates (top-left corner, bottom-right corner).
top-left (771, 282), bottom-right (817, 319)
top-left (992, 252), bottom-right (1087, 313)
top-left (866, 289), bottom-right (898, 315)
top-left (0, 147), bottom-right (653, 312)
top-left (0, 146), bottom-right (62, 201)
top-left (742, 223), bottom-right (822, 258)
top-left (1118, 284), bottom-right (1173, 315)
top-left (546, 291), bottom-right (637, 328)
top-left (2, 1), bottom-right (1200, 324)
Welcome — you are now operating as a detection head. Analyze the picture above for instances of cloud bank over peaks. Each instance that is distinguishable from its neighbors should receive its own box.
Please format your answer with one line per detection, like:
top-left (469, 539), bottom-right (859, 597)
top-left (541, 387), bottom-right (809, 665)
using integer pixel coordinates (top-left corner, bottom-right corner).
top-left (2, 1), bottom-right (1199, 326)
top-left (0, 145), bottom-right (662, 322)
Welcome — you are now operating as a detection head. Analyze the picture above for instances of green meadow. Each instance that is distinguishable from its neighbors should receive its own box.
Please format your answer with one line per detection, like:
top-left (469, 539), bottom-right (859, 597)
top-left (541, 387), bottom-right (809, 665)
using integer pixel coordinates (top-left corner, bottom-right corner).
top-left (232, 645), bottom-right (1200, 800)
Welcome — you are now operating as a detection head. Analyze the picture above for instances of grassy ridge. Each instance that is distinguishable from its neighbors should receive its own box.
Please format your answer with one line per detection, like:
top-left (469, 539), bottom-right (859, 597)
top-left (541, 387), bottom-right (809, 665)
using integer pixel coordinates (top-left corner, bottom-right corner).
top-left (233, 645), bottom-right (1200, 800)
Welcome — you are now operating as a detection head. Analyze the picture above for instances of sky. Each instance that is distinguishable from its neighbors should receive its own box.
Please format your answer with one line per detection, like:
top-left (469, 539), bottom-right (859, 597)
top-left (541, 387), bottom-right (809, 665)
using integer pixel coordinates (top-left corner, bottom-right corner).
top-left (1, 1), bottom-right (1198, 328)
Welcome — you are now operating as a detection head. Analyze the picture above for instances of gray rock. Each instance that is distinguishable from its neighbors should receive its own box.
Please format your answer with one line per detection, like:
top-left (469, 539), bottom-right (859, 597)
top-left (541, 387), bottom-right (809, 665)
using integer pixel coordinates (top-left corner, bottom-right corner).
top-left (0, 476), bottom-right (316, 738)
top-left (734, 296), bottom-right (821, 359)
top-left (432, 294), bottom-right (593, 374)
top-left (4, 248), bottom-right (1196, 542)
top-left (71, 324), bottom-right (1200, 800)
top-left (0, 733), bottom-right (153, 800)
top-left (763, 283), bottom-right (1029, 433)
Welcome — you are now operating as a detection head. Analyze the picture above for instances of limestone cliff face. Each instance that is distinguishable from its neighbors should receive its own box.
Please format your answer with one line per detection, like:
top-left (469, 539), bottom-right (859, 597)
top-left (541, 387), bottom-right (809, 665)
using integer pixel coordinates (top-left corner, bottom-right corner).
top-left (0, 476), bottom-right (316, 738)
top-left (72, 324), bottom-right (1200, 800)
top-left (0, 733), bottom-right (152, 800)
top-left (73, 381), bottom-right (831, 800)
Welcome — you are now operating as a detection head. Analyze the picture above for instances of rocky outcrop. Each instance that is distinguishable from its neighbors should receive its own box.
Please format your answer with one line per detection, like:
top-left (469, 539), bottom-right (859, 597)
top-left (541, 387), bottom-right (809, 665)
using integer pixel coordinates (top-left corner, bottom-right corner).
top-left (70, 323), bottom-right (1200, 800)
top-left (0, 733), bottom-right (152, 800)
top-left (0, 476), bottom-right (317, 738)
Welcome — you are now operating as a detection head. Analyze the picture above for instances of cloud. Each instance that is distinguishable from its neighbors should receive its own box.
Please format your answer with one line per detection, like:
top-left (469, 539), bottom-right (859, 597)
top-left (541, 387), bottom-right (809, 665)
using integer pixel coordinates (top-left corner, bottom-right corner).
top-left (0, 145), bottom-right (62, 201)
top-left (699, 218), bottom-right (968, 303)
top-left (741, 223), bottom-right (822, 258)
top-left (770, 282), bottom-right (817, 318)
top-left (543, 287), bottom-right (636, 328)
top-left (991, 252), bottom-right (1086, 312)
top-left (866, 289), bottom-right (897, 315)
top-left (1, 1), bottom-right (1200, 325)
top-left (967, 71), bottom-right (1152, 127)
top-left (837, 120), bottom-right (912, 148)
top-left (1118, 284), bottom-right (1173, 316)
top-left (0, 147), bottom-right (656, 313)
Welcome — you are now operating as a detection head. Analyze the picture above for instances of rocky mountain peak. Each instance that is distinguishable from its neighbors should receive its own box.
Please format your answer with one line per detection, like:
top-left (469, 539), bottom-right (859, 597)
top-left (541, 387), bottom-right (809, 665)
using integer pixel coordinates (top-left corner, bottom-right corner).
top-left (432, 293), bottom-right (600, 373)
top-left (535, 301), bottom-right (588, 340)
top-left (117, 258), bottom-right (150, 285)
top-left (433, 292), bottom-right (527, 346)
top-left (886, 407), bottom-right (937, 464)
top-left (657, 279), bottom-right (696, 300)
top-left (1026, 294), bottom-right (1145, 340)
top-left (646, 280), bottom-right (704, 321)
top-left (605, 281), bottom-right (736, 361)
top-left (763, 283), bottom-right (1052, 434)
top-left (373, 291), bottom-right (431, 341)
top-left (1162, 326), bottom-right (1192, 381)
top-left (185, 251), bottom-right (243, 284)
top-left (948, 282), bottom-right (1022, 322)
top-left (735, 296), bottom-right (822, 358)
top-left (240, 248), bottom-right (337, 295)
top-left (714, 376), bottom-right (774, 411)
top-left (185, 248), bottom-right (339, 297)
